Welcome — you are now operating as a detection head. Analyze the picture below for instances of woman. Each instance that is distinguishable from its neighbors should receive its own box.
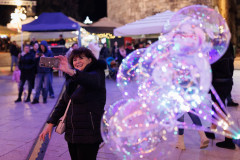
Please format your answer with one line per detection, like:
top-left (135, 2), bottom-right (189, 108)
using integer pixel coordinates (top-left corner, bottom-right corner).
top-left (117, 45), bottom-right (126, 65)
top-left (15, 45), bottom-right (36, 103)
top-left (176, 112), bottom-right (209, 150)
top-left (39, 47), bottom-right (107, 159)
top-left (65, 42), bottom-right (78, 59)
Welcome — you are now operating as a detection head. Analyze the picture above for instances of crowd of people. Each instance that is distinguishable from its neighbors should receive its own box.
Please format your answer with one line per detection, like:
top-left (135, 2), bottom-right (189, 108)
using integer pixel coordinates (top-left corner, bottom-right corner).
top-left (11, 34), bottom-right (68, 104)
top-left (99, 41), bottom-right (150, 65)
top-left (11, 39), bottom-right (55, 104)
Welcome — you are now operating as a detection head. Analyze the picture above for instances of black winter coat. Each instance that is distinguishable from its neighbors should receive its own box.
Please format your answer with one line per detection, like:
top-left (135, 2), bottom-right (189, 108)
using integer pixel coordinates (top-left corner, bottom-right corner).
top-left (211, 42), bottom-right (234, 87)
top-left (18, 52), bottom-right (36, 79)
top-left (48, 60), bottom-right (107, 144)
top-left (10, 44), bottom-right (19, 57)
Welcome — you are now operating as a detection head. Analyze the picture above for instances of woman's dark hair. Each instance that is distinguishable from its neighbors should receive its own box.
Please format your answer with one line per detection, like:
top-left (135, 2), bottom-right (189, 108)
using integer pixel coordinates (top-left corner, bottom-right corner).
top-left (69, 47), bottom-right (97, 68)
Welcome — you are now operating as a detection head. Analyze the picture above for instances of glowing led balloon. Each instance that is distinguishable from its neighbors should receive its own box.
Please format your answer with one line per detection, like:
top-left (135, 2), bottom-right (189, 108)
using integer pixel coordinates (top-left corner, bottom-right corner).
top-left (169, 5), bottom-right (231, 63)
top-left (102, 5), bottom-right (238, 158)
top-left (106, 99), bottom-right (161, 159)
top-left (101, 99), bottom-right (129, 143)
top-left (176, 93), bottom-right (240, 140)
top-left (171, 53), bottom-right (212, 102)
top-left (117, 48), bottom-right (146, 98)
top-left (137, 41), bottom-right (173, 86)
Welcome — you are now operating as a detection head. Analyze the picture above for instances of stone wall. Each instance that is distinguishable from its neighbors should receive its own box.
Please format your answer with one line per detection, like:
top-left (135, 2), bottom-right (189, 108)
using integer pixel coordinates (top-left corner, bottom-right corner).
top-left (107, 0), bottom-right (214, 25)
top-left (108, 0), bottom-right (238, 44)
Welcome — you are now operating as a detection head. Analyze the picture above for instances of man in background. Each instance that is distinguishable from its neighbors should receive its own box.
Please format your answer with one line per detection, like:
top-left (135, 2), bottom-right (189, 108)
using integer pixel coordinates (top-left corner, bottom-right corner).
top-left (10, 41), bottom-right (20, 72)
top-left (58, 34), bottom-right (66, 45)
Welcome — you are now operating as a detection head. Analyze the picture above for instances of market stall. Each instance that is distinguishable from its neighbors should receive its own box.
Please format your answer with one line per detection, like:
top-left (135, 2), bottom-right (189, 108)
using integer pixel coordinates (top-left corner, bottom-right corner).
top-left (114, 10), bottom-right (176, 37)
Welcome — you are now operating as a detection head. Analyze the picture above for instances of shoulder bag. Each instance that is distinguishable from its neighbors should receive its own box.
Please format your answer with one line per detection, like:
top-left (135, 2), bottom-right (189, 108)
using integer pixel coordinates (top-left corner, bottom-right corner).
top-left (55, 99), bottom-right (72, 134)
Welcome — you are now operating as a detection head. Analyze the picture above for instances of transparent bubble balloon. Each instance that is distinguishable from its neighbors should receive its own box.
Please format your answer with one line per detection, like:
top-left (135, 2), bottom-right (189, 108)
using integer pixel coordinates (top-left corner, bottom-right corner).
top-left (107, 99), bottom-right (161, 159)
top-left (101, 99), bottom-right (129, 143)
top-left (171, 53), bottom-right (212, 104)
top-left (117, 48), bottom-right (146, 98)
top-left (144, 86), bottom-right (191, 127)
top-left (169, 5), bottom-right (231, 64)
top-left (137, 41), bottom-right (173, 85)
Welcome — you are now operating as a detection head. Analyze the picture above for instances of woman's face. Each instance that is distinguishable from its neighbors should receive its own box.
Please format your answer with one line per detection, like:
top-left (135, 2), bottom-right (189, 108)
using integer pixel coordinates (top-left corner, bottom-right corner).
top-left (73, 55), bottom-right (92, 71)
top-left (24, 46), bottom-right (30, 53)
top-left (72, 44), bottom-right (78, 49)
top-left (33, 43), bottom-right (39, 50)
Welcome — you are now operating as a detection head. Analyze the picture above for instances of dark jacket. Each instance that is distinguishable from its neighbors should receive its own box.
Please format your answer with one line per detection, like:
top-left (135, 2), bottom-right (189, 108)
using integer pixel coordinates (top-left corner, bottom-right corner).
top-left (211, 42), bottom-right (234, 87)
top-left (10, 44), bottom-right (19, 57)
top-left (116, 49), bottom-right (125, 65)
top-left (126, 48), bottom-right (133, 56)
top-left (18, 52), bottom-right (35, 74)
top-left (99, 47), bottom-right (110, 59)
top-left (18, 52), bottom-right (36, 79)
top-left (111, 46), bottom-right (118, 58)
top-left (36, 41), bottom-right (53, 73)
top-left (48, 60), bottom-right (107, 144)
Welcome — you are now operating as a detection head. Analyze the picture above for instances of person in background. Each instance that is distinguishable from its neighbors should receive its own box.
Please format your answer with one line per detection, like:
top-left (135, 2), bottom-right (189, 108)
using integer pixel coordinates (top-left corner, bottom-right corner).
top-left (10, 41), bottom-right (20, 72)
top-left (205, 42), bottom-right (236, 150)
top-left (65, 42), bottom-right (78, 59)
top-left (32, 41), bottom-right (53, 104)
top-left (39, 47), bottom-right (106, 160)
top-left (30, 37), bottom-right (38, 47)
top-left (30, 42), bottom-right (39, 55)
top-left (12, 66), bottom-right (21, 89)
top-left (126, 43), bottom-right (133, 56)
top-left (30, 42), bottom-right (39, 94)
top-left (46, 46), bottom-right (55, 98)
top-left (226, 42), bottom-right (239, 107)
top-left (99, 43), bottom-right (110, 60)
top-left (111, 41), bottom-right (118, 59)
top-left (117, 45), bottom-right (126, 65)
top-left (58, 34), bottom-right (66, 45)
top-left (15, 45), bottom-right (35, 103)
top-left (176, 112), bottom-right (209, 150)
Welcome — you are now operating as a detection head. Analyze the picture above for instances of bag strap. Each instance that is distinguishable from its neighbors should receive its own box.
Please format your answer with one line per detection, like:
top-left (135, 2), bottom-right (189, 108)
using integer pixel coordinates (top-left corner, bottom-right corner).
top-left (61, 99), bottom-right (72, 121)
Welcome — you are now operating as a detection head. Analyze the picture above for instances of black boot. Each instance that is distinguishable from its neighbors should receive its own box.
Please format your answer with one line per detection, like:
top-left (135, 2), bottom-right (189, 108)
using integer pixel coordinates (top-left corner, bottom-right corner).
top-left (205, 128), bottom-right (215, 139)
top-left (15, 90), bottom-right (23, 103)
top-left (31, 99), bottom-right (39, 104)
top-left (15, 98), bottom-right (22, 103)
top-left (43, 98), bottom-right (47, 104)
top-left (26, 88), bottom-right (32, 103)
top-left (227, 101), bottom-right (239, 107)
top-left (216, 137), bottom-right (236, 150)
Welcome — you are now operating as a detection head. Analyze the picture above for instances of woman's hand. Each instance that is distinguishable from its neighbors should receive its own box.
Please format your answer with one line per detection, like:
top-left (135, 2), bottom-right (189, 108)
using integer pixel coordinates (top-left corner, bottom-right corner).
top-left (39, 123), bottom-right (54, 141)
top-left (53, 55), bottom-right (74, 75)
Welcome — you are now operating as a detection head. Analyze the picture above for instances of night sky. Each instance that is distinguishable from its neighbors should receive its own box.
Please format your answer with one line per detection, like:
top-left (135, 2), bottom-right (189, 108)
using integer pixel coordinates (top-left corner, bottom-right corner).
top-left (0, 0), bottom-right (107, 26)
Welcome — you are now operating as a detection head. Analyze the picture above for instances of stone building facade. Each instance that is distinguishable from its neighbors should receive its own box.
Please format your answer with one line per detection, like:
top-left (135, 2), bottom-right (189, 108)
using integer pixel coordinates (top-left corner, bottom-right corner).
top-left (108, 0), bottom-right (238, 45)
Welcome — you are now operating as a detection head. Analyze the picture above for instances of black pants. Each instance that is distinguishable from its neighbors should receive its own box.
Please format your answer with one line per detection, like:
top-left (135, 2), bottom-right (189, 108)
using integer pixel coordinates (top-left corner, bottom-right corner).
top-left (67, 142), bottom-right (100, 160)
top-left (211, 81), bottom-right (232, 117)
top-left (18, 74), bottom-right (34, 99)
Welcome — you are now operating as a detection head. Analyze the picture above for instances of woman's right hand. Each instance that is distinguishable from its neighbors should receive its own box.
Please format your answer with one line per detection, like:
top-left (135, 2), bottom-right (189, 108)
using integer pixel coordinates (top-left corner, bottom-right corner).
top-left (53, 55), bottom-right (71, 73)
top-left (39, 123), bottom-right (54, 141)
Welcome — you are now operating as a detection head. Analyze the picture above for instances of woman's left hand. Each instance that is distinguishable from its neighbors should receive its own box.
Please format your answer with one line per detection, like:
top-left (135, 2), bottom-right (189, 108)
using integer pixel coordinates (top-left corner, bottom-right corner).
top-left (54, 55), bottom-right (73, 75)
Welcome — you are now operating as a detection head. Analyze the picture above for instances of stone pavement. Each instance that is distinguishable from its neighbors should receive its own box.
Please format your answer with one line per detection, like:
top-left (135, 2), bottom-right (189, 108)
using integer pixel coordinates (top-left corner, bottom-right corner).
top-left (0, 52), bottom-right (239, 160)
